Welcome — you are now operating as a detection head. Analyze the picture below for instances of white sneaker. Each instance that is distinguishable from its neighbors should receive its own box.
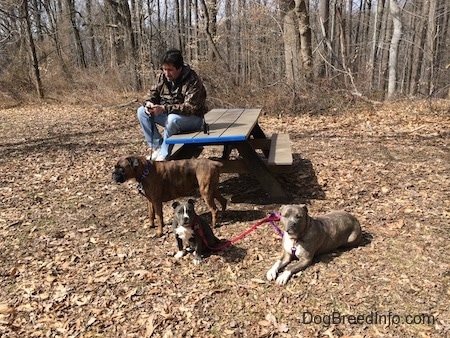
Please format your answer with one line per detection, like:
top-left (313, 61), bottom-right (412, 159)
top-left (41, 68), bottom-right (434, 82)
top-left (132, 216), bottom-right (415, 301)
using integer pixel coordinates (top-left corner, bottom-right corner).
top-left (154, 152), bottom-right (167, 161)
top-left (150, 148), bottom-right (161, 161)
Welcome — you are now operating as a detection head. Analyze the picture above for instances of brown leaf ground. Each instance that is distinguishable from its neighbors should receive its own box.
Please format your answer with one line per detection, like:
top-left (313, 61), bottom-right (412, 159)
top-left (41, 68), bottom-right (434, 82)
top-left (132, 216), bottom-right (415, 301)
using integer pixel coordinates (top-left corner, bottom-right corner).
top-left (0, 100), bottom-right (449, 337)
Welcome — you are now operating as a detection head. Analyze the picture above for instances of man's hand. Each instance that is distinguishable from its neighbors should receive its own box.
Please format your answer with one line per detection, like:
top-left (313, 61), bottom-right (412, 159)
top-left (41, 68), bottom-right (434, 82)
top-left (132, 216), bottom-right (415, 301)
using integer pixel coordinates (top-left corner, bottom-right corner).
top-left (145, 102), bottom-right (165, 115)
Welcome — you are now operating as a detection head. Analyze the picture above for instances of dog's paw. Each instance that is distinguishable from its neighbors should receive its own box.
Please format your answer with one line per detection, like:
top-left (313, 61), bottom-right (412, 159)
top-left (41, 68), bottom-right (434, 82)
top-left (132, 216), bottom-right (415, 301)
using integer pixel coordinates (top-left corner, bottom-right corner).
top-left (192, 251), bottom-right (202, 265)
top-left (266, 268), bottom-right (278, 281)
top-left (174, 250), bottom-right (185, 259)
top-left (276, 271), bottom-right (292, 285)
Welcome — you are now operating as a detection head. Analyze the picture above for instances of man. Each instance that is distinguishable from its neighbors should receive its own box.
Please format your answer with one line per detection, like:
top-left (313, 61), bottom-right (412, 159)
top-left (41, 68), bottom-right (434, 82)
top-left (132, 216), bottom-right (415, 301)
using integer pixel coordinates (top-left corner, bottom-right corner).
top-left (137, 49), bottom-right (208, 161)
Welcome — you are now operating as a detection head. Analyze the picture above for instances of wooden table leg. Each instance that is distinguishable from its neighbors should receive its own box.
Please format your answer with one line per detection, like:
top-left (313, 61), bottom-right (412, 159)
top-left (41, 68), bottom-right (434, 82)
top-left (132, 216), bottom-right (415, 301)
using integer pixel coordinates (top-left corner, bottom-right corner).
top-left (236, 140), bottom-right (288, 201)
top-left (250, 123), bottom-right (267, 139)
top-left (250, 124), bottom-right (269, 157)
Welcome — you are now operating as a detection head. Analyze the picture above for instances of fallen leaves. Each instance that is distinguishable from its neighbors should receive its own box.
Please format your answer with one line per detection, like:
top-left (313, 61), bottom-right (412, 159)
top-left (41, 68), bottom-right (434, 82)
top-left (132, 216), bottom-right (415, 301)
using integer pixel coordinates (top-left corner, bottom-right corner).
top-left (259, 312), bottom-right (289, 333)
top-left (0, 100), bottom-right (449, 337)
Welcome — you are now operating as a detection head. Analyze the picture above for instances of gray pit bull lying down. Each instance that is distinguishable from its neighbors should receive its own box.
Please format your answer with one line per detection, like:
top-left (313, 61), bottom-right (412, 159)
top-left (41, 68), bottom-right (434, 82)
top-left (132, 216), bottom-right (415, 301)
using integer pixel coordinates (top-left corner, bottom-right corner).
top-left (267, 204), bottom-right (362, 285)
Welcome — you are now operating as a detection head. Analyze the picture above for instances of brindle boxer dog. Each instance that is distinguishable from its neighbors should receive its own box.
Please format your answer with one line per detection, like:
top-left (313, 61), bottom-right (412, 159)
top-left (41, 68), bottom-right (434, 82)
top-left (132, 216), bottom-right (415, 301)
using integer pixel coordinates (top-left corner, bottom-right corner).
top-left (112, 156), bottom-right (227, 236)
top-left (267, 204), bottom-right (362, 285)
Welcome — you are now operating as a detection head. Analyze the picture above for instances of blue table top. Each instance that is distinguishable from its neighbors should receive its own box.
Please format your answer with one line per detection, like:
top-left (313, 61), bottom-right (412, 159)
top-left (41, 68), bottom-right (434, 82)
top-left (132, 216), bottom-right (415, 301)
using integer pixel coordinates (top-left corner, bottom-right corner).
top-left (165, 108), bottom-right (262, 145)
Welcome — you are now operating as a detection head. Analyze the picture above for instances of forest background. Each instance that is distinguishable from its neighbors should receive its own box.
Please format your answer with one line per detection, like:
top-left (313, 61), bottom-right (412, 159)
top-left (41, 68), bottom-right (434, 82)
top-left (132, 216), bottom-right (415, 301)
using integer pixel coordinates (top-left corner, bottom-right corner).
top-left (0, 0), bottom-right (449, 108)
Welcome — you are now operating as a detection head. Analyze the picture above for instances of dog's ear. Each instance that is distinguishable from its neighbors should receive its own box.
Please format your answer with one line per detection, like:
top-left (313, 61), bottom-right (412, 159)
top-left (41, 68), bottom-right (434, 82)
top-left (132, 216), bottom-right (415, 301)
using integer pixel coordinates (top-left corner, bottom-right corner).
top-left (279, 204), bottom-right (288, 215)
top-left (300, 204), bottom-right (308, 214)
top-left (131, 157), bottom-right (140, 168)
top-left (126, 156), bottom-right (139, 168)
top-left (172, 201), bottom-right (180, 209)
top-left (187, 199), bottom-right (195, 206)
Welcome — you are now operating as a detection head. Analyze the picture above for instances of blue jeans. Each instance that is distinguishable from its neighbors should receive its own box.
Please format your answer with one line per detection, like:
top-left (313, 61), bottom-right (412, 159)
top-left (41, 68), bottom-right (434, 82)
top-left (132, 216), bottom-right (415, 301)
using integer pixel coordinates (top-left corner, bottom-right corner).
top-left (137, 105), bottom-right (203, 159)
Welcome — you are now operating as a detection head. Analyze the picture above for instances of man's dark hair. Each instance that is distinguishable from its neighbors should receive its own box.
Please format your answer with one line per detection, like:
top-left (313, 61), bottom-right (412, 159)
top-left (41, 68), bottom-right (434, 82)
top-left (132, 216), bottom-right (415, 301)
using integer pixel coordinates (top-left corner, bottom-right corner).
top-left (161, 49), bottom-right (184, 69)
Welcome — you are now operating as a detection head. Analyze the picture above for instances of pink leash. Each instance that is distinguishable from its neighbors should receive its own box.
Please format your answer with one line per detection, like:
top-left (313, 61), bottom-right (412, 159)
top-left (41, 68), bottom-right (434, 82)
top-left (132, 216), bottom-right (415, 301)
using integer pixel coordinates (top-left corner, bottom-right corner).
top-left (196, 212), bottom-right (282, 251)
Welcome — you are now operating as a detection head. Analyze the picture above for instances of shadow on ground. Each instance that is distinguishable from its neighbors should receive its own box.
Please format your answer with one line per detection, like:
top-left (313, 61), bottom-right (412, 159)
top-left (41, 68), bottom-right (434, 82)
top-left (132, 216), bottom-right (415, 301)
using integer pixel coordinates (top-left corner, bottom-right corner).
top-left (219, 153), bottom-right (325, 205)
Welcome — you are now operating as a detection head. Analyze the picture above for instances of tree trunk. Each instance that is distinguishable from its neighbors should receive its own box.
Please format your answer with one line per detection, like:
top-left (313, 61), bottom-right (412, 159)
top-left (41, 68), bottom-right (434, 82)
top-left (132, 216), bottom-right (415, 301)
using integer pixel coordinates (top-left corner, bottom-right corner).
top-left (336, 6), bottom-right (349, 85)
top-left (32, 0), bottom-right (44, 41)
top-left (225, 0), bottom-right (232, 64)
top-left (387, 0), bottom-right (402, 100)
top-left (408, 0), bottom-right (425, 96)
top-left (192, 0), bottom-right (199, 61)
top-left (86, 0), bottom-right (98, 66)
top-left (199, 0), bottom-right (226, 66)
top-left (41, 0), bottom-right (72, 79)
top-left (120, 0), bottom-right (141, 90)
top-left (186, 0), bottom-right (192, 60)
top-left (65, 0), bottom-right (87, 68)
top-left (207, 0), bottom-right (218, 60)
top-left (423, 0), bottom-right (437, 95)
top-left (174, 0), bottom-right (182, 50)
top-left (21, 0), bottom-right (44, 98)
top-left (294, 0), bottom-right (313, 81)
top-left (369, 0), bottom-right (385, 89)
top-left (283, 10), bottom-right (299, 87)
top-left (106, 0), bottom-right (141, 90)
top-left (317, 0), bottom-right (330, 77)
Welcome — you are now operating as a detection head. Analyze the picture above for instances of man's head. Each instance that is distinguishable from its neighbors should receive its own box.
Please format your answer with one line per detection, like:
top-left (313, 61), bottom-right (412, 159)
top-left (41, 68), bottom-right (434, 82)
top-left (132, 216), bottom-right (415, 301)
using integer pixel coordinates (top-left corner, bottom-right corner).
top-left (161, 49), bottom-right (184, 81)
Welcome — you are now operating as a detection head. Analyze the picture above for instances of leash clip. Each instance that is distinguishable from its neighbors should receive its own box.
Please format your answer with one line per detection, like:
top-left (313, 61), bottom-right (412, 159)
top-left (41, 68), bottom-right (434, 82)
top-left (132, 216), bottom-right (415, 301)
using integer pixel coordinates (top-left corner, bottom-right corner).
top-left (137, 182), bottom-right (146, 196)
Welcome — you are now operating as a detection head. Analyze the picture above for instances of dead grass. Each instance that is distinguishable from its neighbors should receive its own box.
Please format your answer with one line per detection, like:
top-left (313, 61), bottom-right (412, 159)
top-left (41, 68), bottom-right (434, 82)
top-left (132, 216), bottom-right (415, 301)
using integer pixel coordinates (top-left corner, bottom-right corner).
top-left (0, 99), bottom-right (449, 337)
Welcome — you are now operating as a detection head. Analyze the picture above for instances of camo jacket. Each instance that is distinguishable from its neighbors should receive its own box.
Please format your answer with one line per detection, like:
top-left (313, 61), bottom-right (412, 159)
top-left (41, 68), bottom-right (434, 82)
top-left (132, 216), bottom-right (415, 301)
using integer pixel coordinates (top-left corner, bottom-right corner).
top-left (145, 64), bottom-right (208, 117)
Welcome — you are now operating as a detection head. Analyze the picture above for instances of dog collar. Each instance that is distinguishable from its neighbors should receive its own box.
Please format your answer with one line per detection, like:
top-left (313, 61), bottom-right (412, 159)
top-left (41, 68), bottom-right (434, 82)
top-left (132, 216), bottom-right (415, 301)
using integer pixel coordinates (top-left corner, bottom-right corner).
top-left (138, 160), bottom-right (152, 183)
top-left (191, 216), bottom-right (201, 231)
top-left (136, 160), bottom-right (152, 197)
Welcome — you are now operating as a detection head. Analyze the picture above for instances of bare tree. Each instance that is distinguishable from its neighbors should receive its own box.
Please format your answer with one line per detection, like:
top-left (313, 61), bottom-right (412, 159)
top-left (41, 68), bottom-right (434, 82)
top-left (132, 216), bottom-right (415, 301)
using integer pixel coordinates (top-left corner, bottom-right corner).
top-left (174, 0), bottom-right (182, 50)
top-left (408, 0), bottom-right (426, 96)
top-left (199, 0), bottom-right (226, 66)
top-left (224, 0), bottom-right (232, 64)
top-left (1, 0), bottom-right (449, 100)
top-left (85, 0), bottom-right (98, 66)
top-left (317, 0), bottom-right (330, 77)
top-left (280, 0), bottom-right (313, 86)
top-left (423, 0), bottom-right (437, 95)
top-left (106, 0), bottom-right (142, 90)
top-left (295, 0), bottom-right (313, 81)
top-left (21, 0), bottom-right (44, 98)
top-left (65, 0), bottom-right (87, 68)
top-left (387, 0), bottom-right (402, 100)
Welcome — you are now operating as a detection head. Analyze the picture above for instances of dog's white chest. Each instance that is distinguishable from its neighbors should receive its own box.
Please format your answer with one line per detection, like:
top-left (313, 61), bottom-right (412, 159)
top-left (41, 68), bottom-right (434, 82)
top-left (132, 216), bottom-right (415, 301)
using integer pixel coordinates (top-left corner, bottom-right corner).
top-left (283, 234), bottom-right (306, 257)
top-left (176, 226), bottom-right (194, 241)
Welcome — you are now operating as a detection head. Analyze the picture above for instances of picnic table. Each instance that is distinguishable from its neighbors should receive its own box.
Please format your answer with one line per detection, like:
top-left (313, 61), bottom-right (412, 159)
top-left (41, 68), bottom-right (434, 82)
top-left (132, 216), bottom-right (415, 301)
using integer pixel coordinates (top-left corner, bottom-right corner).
top-left (166, 108), bottom-right (293, 201)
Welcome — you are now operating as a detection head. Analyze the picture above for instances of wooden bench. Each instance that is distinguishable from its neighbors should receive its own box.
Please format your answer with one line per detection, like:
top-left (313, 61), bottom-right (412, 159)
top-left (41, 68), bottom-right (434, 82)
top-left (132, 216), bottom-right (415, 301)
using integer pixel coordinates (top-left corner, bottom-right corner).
top-left (244, 133), bottom-right (293, 173)
top-left (268, 133), bottom-right (293, 172)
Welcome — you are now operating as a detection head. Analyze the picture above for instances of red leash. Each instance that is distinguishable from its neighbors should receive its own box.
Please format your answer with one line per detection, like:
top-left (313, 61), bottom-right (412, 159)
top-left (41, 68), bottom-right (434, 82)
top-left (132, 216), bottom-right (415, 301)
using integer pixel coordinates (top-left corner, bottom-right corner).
top-left (196, 213), bottom-right (282, 251)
